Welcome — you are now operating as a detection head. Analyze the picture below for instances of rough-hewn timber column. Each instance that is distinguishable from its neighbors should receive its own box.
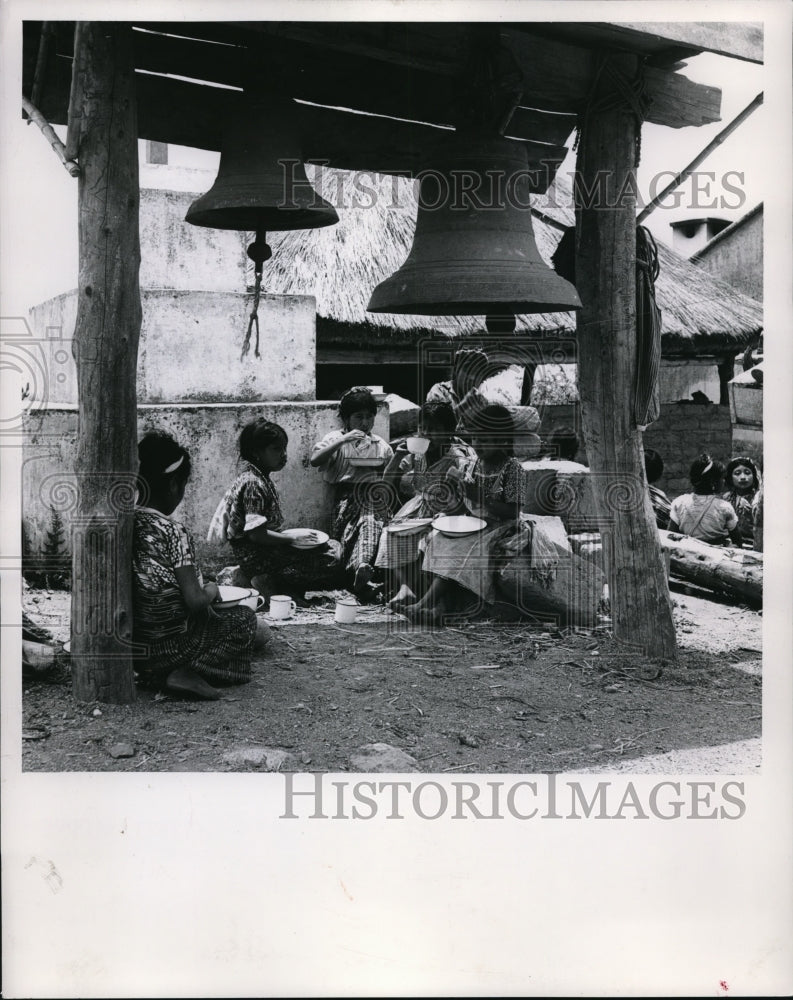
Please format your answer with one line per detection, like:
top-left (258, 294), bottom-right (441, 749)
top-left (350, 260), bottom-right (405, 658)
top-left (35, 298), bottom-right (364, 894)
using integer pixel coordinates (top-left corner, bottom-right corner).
top-left (71, 22), bottom-right (140, 702)
top-left (574, 55), bottom-right (677, 660)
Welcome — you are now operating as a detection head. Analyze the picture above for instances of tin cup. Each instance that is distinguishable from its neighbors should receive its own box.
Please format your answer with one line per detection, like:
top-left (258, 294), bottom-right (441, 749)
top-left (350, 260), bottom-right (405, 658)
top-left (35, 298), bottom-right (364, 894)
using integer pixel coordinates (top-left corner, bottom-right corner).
top-left (269, 595), bottom-right (296, 620)
top-left (334, 599), bottom-right (358, 624)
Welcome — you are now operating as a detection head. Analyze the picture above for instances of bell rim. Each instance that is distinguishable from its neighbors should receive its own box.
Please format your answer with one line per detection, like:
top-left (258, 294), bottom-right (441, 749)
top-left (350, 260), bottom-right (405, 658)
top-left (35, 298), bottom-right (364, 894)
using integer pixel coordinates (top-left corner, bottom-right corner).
top-left (367, 264), bottom-right (582, 315)
top-left (185, 203), bottom-right (339, 232)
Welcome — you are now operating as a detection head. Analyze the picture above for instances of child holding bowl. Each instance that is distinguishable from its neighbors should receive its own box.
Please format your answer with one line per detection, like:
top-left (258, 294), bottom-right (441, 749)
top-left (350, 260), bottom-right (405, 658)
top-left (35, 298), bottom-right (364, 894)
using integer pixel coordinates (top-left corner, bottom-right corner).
top-left (311, 386), bottom-right (394, 597)
top-left (209, 417), bottom-right (343, 598)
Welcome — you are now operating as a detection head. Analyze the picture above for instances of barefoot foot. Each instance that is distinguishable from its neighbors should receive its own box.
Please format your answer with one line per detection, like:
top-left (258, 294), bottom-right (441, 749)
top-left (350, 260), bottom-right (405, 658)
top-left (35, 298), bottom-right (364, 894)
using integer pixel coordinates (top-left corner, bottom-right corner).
top-left (165, 667), bottom-right (221, 700)
top-left (403, 602), bottom-right (441, 627)
top-left (388, 584), bottom-right (417, 614)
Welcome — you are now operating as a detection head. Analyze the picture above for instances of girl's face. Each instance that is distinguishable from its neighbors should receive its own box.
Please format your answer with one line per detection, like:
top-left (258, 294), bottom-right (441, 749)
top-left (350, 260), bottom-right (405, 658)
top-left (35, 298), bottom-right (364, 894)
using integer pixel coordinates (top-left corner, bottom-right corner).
top-left (346, 410), bottom-right (374, 434)
top-left (162, 477), bottom-right (187, 516)
top-left (730, 464), bottom-right (755, 492)
top-left (472, 432), bottom-right (508, 460)
top-left (257, 439), bottom-right (288, 473)
top-left (420, 418), bottom-right (450, 446)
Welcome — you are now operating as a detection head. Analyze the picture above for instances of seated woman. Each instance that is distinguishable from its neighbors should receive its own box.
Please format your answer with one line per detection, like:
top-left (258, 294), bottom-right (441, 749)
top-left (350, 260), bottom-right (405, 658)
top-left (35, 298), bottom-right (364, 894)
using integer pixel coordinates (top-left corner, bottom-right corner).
top-left (721, 455), bottom-right (762, 547)
top-left (208, 418), bottom-right (343, 599)
top-left (375, 400), bottom-right (477, 608)
top-left (310, 386), bottom-right (394, 597)
top-left (402, 404), bottom-right (530, 625)
top-left (668, 453), bottom-right (742, 547)
top-left (134, 430), bottom-right (268, 701)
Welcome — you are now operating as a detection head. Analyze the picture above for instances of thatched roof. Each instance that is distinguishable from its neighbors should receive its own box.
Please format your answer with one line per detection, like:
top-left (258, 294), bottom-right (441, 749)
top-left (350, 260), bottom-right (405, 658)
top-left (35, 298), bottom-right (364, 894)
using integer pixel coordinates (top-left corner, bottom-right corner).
top-left (261, 165), bottom-right (762, 357)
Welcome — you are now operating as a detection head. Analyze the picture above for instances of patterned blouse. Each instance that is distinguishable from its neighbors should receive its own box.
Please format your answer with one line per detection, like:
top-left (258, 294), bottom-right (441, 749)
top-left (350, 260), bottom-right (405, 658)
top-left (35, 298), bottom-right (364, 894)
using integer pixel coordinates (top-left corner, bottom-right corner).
top-left (311, 430), bottom-right (393, 485)
top-left (226, 462), bottom-right (283, 537)
top-left (133, 506), bottom-right (202, 642)
top-left (207, 461), bottom-right (284, 566)
top-left (649, 484), bottom-right (671, 530)
top-left (397, 439), bottom-right (478, 514)
top-left (722, 489), bottom-right (757, 543)
top-left (467, 456), bottom-right (524, 518)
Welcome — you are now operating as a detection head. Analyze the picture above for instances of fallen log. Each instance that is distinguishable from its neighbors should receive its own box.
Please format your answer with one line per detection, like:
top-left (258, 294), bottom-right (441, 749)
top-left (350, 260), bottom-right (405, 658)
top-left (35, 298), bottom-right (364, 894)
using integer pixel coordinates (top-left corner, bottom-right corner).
top-left (659, 530), bottom-right (762, 605)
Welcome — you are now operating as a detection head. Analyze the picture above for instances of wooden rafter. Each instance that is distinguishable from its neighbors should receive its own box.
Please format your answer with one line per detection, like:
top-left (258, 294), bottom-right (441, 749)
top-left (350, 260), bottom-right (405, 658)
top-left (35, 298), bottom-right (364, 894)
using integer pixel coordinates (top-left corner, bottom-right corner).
top-left (28, 62), bottom-right (568, 191)
top-left (24, 19), bottom-right (724, 150)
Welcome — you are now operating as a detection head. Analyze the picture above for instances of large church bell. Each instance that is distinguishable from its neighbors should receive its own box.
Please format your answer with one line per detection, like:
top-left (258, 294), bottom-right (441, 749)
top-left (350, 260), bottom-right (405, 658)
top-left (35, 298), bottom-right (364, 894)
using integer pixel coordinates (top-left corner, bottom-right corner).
top-left (185, 93), bottom-right (337, 358)
top-left (367, 131), bottom-right (581, 316)
top-left (185, 94), bottom-right (338, 234)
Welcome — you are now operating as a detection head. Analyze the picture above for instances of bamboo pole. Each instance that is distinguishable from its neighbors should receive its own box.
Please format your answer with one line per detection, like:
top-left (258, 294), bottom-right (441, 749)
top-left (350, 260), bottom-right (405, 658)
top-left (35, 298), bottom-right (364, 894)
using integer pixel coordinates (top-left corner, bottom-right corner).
top-left (21, 96), bottom-right (80, 177)
top-left (70, 22), bottom-right (141, 703)
top-left (637, 92), bottom-right (763, 223)
top-left (574, 53), bottom-right (677, 660)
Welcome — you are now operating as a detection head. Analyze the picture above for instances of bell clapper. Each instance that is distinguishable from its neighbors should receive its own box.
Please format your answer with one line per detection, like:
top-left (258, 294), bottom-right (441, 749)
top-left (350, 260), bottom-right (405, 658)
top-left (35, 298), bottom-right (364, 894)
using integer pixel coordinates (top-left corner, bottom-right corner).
top-left (241, 231), bottom-right (272, 360)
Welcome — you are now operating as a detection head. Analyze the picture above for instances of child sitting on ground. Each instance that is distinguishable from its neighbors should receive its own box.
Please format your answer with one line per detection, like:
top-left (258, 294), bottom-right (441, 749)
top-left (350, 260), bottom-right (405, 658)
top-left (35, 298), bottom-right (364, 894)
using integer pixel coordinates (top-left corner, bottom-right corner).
top-left (668, 453), bottom-right (742, 547)
top-left (208, 418), bottom-right (343, 599)
top-left (721, 455), bottom-right (762, 547)
top-left (376, 400), bottom-right (477, 608)
top-left (402, 404), bottom-right (530, 625)
top-left (134, 430), bottom-right (269, 701)
top-left (310, 386), bottom-right (394, 598)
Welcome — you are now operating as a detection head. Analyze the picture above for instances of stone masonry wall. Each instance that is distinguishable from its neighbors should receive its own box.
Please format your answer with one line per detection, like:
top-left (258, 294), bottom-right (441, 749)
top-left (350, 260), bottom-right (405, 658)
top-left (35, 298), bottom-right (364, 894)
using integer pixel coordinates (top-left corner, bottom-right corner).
top-left (536, 401), bottom-right (739, 500)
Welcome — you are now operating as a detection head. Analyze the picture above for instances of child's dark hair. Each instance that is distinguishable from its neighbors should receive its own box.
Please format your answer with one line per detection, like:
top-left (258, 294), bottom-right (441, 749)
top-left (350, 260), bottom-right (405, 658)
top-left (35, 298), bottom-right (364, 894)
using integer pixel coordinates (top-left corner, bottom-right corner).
top-left (469, 403), bottom-right (514, 454)
top-left (724, 455), bottom-right (760, 492)
top-left (547, 426), bottom-right (579, 461)
top-left (420, 400), bottom-right (456, 435)
top-left (339, 386), bottom-right (377, 423)
top-left (689, 453), bottom-right (724, 494)
top-left (643, 448), bottom-right (664, 484)
top-left (138, 430), bottom-right (191, 494)
top-left (239, 418), bottom-right (288, 465)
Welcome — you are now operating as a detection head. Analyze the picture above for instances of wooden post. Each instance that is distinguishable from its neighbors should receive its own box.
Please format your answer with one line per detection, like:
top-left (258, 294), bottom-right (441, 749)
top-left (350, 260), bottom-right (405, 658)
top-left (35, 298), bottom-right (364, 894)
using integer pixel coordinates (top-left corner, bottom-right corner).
top-left (574, 54), bottom-right (677, 660)
top-left (71, 23), bottom-right (140, 702)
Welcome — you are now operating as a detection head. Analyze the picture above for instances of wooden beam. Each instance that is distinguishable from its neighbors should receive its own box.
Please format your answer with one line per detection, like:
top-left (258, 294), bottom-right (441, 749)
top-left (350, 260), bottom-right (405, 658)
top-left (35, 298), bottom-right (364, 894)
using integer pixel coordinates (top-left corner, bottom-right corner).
top-left (33, 65), bottom-right (566, 190)
top-left (574, 52), bottom-right (677, 660)
top-left (318, 347), bottom-right (419, 366)
top-left (28, 20), bottom-right (721, 139)
top-left (251, 21), bottom-right (723, 129)
top-left (71, 22), bottom-right (140, 704)
top-left (317, 341), bottom-right (578, 365)
top-left (500, 28), bottom-right (722, 128)
top-left (612, 21), bottom-right (763, 64)
top-left (131, 24), bottom-right (576, 147)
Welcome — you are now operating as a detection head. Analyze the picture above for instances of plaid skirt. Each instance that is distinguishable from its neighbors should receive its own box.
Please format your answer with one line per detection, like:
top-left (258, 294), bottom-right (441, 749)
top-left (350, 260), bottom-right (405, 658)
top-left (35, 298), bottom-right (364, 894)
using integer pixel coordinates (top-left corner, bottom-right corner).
top-left (333, 482), bottom-right (395, 573)
top-left (374, 495), bottom-right (430, 570)
top-left (134, 605), bottom-right (257, 686)
top-left (231, 538), bottom-right (344, 589)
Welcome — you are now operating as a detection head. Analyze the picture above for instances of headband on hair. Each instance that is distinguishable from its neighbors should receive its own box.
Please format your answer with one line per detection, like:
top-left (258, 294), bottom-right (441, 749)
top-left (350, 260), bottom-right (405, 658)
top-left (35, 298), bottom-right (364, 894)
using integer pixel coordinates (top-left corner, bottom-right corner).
top-left (340, 386), bottom-right (374, 402)
top-left (164, 456), bottom-right (184, 474)
top-left (700, 460), bottom-right (713, 476)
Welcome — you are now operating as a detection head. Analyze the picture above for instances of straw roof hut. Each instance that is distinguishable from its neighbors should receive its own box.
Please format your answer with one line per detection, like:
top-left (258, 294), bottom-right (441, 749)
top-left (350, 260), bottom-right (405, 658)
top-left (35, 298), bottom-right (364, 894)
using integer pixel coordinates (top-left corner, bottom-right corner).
top-left (260, 165), bottom-right (763, 360)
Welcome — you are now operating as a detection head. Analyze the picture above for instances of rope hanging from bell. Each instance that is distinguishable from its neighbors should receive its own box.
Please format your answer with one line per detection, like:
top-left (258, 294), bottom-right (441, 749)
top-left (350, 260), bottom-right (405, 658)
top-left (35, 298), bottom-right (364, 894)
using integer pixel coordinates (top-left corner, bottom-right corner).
top-left (241, 231), bottom-right (272, 360)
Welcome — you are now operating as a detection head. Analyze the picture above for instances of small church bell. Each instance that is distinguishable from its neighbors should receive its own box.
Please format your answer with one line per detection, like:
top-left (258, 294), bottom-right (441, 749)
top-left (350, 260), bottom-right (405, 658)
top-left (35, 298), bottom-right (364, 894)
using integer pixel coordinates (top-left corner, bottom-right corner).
top-left (185, 95), bottom-right (338, 233)
top-left (367, 132), bottom-right (581, 316)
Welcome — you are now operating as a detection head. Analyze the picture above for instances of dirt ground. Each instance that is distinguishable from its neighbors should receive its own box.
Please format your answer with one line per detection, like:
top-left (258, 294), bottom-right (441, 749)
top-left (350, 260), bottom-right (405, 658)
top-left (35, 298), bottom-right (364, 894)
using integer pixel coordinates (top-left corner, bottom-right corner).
top-left (20, 578), bottom-right (762, 774)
